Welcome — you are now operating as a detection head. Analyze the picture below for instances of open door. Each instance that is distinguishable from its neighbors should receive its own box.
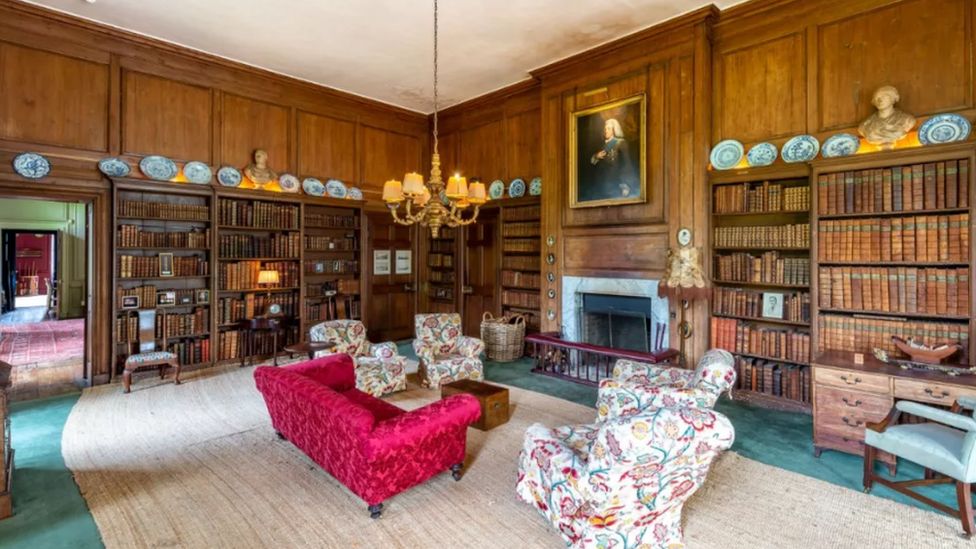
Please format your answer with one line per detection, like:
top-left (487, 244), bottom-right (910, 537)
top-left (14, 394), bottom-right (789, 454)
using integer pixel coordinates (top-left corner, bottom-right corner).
top-left (461, 209), bottom-right (499, 335)
top-left (366, 212), bottom-right (417, 342)
top-left (1, 230), bottom-right (13, 314)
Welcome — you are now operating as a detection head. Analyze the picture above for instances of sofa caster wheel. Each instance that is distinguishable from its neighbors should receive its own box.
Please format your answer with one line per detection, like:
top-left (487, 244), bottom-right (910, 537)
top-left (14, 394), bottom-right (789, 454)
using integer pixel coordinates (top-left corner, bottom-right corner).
top-left (451, 463), bottom-right (463, 481)
top-left (275, 431), bottom-right (284, 440)
top-left (368, 503), bottom-right (383, 519)
top-left (863, 487), bottom-right (871, 494)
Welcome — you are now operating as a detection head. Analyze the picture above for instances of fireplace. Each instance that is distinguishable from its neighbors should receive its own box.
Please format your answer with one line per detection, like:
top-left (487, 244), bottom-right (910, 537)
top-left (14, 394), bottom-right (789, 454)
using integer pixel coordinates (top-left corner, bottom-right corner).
top-left (580, 293), bottom-right (656, 352)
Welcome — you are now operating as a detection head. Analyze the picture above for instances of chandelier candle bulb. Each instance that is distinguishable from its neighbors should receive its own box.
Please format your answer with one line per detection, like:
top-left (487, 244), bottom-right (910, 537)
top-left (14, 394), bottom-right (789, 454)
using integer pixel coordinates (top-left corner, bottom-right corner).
top-left (382, 179), bottom-right (404, 203)
top-left (403, 172), bottom-right (425, 196)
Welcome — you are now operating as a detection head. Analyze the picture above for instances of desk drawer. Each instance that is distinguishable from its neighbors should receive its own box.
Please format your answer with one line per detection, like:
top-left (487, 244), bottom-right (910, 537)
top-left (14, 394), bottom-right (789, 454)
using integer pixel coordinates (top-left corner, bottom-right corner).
top-left (815, 386), bottom-right (892, 440)
top-left (893, 378), bottom-right (976, 406)
top-left (814, 367), bottom-right (890, 395)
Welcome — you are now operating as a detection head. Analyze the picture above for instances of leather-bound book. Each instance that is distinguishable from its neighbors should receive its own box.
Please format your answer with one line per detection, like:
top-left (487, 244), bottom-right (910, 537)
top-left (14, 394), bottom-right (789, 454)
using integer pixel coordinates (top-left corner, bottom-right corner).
top-left (937, 161), bottom-right (947, 209)
top-left (882, 168), bottom-right (893, 212)
top-left (947, 268), bottom-right (958, 316)
top-left (906, 268), bottom-right (919, 314)
top-left (960, 159), bottom-right (969, 207)
top-left (938, 215), bottom-right (950, 262)
top-left (912, 164), bottom-right (925, 210)
top-left (924, 163), bottom-right (937, 210)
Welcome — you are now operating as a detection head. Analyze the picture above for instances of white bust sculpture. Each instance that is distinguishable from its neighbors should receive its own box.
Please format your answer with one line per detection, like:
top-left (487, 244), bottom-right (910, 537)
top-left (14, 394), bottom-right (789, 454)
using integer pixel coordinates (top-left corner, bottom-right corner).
top-left (858, 85), bottom-right (916, 149)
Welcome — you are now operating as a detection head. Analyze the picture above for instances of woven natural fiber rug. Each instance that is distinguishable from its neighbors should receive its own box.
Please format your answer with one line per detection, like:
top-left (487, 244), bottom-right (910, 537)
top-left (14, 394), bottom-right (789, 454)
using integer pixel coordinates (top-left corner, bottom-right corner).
top-left (62, 365), bottom-right (970, 548)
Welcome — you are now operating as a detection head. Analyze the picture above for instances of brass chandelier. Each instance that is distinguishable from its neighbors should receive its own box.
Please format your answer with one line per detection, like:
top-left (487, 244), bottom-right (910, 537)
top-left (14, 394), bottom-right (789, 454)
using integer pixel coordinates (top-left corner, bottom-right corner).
top-left (382, 0), bottom-right (486, 238)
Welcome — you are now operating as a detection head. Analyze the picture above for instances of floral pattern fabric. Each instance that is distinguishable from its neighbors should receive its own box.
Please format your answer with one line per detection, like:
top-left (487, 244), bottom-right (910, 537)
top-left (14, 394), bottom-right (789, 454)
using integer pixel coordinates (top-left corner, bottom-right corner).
top-left (516, 407), bottom-right (735, 548)
top-left (309, 319), bottom-right (407, 397)
top-left (413, 314), bottom-right (484, 388)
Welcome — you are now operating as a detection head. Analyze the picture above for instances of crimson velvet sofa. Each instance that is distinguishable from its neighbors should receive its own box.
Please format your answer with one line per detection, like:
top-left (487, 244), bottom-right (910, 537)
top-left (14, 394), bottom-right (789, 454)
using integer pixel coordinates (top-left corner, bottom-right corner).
top-left (254, 354), bottom-right (481, 518)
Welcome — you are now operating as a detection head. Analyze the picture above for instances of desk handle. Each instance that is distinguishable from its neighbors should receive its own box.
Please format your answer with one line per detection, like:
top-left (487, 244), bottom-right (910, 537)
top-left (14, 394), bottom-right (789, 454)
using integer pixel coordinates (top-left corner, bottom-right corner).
top-left (924, 388), bottom-right (950, 400)
top-left (841, 397), bottom-right (862, 407)
top-left (842, 416), bottom-right (863, 427)
top-left (841, 436), bottom-right (865, 445)
top-left (840, 375), bottom-right (861, 385)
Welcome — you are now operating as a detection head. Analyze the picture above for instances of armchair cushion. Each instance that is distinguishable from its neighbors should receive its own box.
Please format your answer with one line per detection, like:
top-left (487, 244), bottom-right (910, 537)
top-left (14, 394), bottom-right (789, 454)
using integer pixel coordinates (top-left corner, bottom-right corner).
top-left (866, 422), bottom-right (972, 482)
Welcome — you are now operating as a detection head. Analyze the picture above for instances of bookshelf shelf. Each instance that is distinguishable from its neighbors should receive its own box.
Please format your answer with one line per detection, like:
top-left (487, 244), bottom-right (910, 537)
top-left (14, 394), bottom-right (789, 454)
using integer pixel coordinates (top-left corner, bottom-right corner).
top-left (817, 307), bottom-right (970, 322)
top-left (117, 216), bottom-right (210, 223)
top-left (818, 260), bottom-right (969, 267)
top-left (712, 210), bottom-right (809, 218)
top-left (713, 280), bottom-right (809, 288)
top-left (817, 207), bottom-right (970, 220)
top-left (302, 203), bottom-right (363, 329)
top-left (218, 225), bottom-right (300, 232)
top-left (732, 351), bottom-right (809, 367)
top-left (713, 246), bottom-right (809, 252)
top-left (217, 257), bottom-right (299, 262)
top-left (499, 199), bottom-right (542, 332)
top-left (711, 313), bottom-right (809, 327)
top-left (218, 286), bottom-right (300, 293)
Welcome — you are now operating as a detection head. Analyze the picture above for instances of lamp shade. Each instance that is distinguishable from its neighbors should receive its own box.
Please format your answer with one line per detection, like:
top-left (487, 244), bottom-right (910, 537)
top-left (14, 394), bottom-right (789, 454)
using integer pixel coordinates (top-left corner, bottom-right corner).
top-left (382, 179), bottom-right (404, 203)
top-left (467, 182), bottom-right (487, 204)
top-left (402, 172), bottom-right (425, 195)
top-left (257, 270), bottom-right (280, 285)
top-left (446, 174), bottom-right (468, 199)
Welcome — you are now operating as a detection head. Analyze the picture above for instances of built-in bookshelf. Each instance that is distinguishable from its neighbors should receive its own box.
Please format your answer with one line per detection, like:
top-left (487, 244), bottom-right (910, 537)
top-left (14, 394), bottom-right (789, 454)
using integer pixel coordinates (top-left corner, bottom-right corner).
top-left (709, 165), bottom-right (812, 413)
top-left (112, 180), bottom-right (214, 373)
top-left (499, 198), bottom-right (542, 332)
top-left (427, 226), bottom-right (458, 310)
top-left (302, 204), bottom-right (363, 331)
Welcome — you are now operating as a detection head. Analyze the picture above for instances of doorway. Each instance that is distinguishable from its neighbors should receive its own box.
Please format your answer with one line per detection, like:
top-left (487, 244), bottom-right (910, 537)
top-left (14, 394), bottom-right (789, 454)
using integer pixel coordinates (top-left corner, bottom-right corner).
top-left (0, 197), bottom-right (89, 400)
top-left (366, 211), bottom-right (417, 342)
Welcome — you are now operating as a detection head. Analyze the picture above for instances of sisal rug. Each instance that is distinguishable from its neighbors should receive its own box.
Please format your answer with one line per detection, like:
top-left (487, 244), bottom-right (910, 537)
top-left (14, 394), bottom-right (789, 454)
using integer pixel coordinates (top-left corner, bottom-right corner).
top-left (62, 366), bottom-right (971, 548)
top-left (0, 317), bottom-right (84, 366)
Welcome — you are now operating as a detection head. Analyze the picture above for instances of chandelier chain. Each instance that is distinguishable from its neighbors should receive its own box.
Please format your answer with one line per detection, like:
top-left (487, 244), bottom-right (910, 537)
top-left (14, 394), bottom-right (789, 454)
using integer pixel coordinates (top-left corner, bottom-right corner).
top-left (432, 0), bottom-right (438, 153)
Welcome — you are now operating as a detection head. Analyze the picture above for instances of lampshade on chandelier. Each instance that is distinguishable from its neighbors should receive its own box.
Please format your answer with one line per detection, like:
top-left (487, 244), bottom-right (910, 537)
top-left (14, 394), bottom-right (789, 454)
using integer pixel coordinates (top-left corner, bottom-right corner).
top-left (382, 0), bottom-right (486, 238)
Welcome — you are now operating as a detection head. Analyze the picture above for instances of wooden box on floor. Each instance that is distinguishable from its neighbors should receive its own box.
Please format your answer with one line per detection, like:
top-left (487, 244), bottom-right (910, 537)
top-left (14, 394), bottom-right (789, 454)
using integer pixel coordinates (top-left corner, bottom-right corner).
top-left (441, 379), bottom-right (510, 431)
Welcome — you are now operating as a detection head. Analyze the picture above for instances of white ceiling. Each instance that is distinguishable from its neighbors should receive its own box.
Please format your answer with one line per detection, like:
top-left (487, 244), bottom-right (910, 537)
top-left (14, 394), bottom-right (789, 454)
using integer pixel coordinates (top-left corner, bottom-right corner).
top-left (25, 0), bottom-right (743, 113)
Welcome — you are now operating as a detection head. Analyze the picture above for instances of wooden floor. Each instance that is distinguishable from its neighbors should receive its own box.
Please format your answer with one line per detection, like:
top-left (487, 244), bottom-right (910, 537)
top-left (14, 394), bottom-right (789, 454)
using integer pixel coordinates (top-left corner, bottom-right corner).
top-left (0, 306), bottom-right (47, 325)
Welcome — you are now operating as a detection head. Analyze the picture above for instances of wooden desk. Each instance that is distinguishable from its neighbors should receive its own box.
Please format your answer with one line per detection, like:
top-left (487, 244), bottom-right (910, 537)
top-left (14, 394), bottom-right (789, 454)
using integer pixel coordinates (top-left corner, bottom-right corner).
top-left (812, 350), bottom-right (976, 475)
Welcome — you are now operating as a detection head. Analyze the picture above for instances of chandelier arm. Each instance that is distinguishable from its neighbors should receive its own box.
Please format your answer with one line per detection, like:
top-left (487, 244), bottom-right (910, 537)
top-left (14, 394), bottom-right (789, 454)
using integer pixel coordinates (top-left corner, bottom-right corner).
top-left (446, 205), bottom-right (482, 227)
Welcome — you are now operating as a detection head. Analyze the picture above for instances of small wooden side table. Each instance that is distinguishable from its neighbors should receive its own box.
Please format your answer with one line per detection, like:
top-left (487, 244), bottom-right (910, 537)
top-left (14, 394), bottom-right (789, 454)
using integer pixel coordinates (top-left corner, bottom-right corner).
top-left (283, 341), bottom-right (335, 361)
top-left (238, 316), bottom-right (285, 367)
top-left (441, 379), bottom-right (510, 431)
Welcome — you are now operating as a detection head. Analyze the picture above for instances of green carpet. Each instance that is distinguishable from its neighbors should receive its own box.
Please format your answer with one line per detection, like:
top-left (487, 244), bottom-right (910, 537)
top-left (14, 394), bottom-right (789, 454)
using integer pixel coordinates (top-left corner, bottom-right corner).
top-left (0, 393), bottom-right (102, 548)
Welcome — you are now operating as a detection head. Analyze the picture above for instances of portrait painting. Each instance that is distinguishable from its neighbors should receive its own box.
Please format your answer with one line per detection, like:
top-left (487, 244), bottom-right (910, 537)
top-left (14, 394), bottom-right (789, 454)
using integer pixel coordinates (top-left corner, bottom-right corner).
top-left (569, 94), bottom-right (646, 208)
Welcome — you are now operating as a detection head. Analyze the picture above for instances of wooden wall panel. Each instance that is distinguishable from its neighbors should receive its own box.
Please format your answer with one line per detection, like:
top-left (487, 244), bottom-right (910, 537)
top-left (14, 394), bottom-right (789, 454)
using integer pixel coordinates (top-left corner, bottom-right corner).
top-left (297, 111), bottom-right (356, 181)
top-left (817, 0), bottom-right (972, 131)
top-left (505, 108), bottom-right (542, 179)
top-left (435, 132), bottom-right (460, 180)
top-left (0, 42), bottom-right (109, 151)
top-left (715, 33), bottom-right (805, 142)
top-left (122, 71), bottom-right (212, 161)
top-left (563, 229), bottom-right (668, 277)
top-left (361, 126), bottom-right (423, 190)
top-left (459, 120), bottom-right (504, 182)
top-left (220, 94), bottom-right (290, 171)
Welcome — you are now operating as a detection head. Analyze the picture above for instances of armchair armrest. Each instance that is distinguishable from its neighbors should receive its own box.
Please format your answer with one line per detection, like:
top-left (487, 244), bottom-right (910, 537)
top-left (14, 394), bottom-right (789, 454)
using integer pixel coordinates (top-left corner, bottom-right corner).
top-left (957, 396), bottom-right (976, 411)
top-left (612, 359), bottom-right (693, 388)
top-left (895, 400), bottom-right (976, 432)
top-left (365, 340), bottom-right (400, 360)
top-left (456, 335), bottom-right (485, 358)
top-left (412, 338), bottom-right (438, 363)
top-left (364, 394), bottom-right (481, 460)
top-left (596, 379), bottom-right (717, 421)
top-left (520, 423), bottom-right (605, 507)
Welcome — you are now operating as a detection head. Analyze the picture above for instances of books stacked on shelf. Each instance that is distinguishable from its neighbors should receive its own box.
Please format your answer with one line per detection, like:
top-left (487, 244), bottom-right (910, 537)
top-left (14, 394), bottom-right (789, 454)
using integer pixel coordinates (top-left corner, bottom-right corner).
top-left (505, 204), bottom-right (541, 221)
top-left (304, 212), bottom-right (358, 228)
top-left (157, 308), bottom-right (209, 338)
top-left (712, 287), bottom-right (810, 323)
top-left (714, 182), bottom-right (809, 213)
top-left (118, 255), bottom-right (209, 278)
top-left (305, 296), bottom-right (360, 323)
top-left (169, 339), bottom-right (210, 366)
top-left (119, 200), bottom-right (209, 220)
top-left (219, 199), bottom-right (299, 228)
top-left (218, 331), bottom-right (294, 360)
top-left (735, 356), bottom-right (810, 403)
top-left (219, 261), bottom-right (298, 290)
top-left (502, 256), bottom-right (539, 271)
top-left (117, 226), bottom-right (209, 248)
top-left (501, 222), bottom-right (541, 237)
top-left (502, 289), bottom-right (541, 309)
top-left (303, 259), bottom-right (358, 275)
top-left (501, 270), bottom-right (541, 289)
top-left (818, 266), bottom-right (970, 316)
top-left (714, 224), bottom-right (810, 248)
top-left (818, 313), bottom-right (970, 359)
top-left (218, 331), bottom-right (240, 361)
top-left (117, 285), bottom-right (158, 308)
top-left (218, 294), bottom-right (299, 325)
top-left (817, 160), bottom-right (969, 215)
top-left (218, 233), bottom-right (300, 258)
top-left (502, 239), bottom-right (541, 253)
top-left (115, 313), bottom-right (139, 343)
top-left (428, 253), bottom-right (454, 268)
top-left (710, 317), bottom-right (810, 364)
top-left (429, 269), bottom-right (455, 284)
top-left (304, 234), bottom-right (357, 251)
top-left (715, 252), bottom-right (809, 285)
top-left (818, 214), bottom-right (969, 262)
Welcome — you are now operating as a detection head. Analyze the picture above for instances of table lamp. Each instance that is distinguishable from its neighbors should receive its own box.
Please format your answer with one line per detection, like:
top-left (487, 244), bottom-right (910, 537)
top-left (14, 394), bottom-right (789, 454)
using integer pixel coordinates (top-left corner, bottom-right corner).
top-left (257, 269), bottom-right (280, 314)
top-left (657, 229), bottom-right (710, 368)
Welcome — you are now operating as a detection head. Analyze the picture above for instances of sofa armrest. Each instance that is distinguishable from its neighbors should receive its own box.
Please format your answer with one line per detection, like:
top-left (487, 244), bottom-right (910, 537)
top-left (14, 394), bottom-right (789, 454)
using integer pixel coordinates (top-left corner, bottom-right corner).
top-left (896, 400), bottom-right (976, 432)
top-left (364, 394), bottom-right (481, 460)
top-left (456, 335), bottom-right (485, 358)
top-left (596, 379), bottom-right (717, 421)
top-left (284, 354), bottom-right (356, 391)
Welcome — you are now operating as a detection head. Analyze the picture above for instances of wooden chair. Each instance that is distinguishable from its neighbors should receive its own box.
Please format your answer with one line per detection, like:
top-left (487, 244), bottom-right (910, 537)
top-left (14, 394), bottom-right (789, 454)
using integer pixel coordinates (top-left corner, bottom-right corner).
top-left (864, 397), bottom-right (976, 537)
top-left (122, 310), bottom-right (180, 393)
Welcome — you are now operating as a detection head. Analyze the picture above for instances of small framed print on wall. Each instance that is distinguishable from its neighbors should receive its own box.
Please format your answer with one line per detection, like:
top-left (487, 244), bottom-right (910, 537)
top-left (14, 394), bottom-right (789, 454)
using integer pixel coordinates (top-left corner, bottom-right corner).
top-left (761, 292), bottom-right (784, 319)
top-left (158, 253), bottom-right (174, 277)
top-left (196, 289), bottom-right (210, 304)
top-left (121, 295), bottom-right (140, 310)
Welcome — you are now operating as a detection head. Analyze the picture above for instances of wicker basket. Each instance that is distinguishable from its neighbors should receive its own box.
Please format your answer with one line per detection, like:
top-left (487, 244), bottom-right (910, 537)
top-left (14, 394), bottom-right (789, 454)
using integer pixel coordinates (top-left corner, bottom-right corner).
top-left (480, 312), bottom-right (526, 362)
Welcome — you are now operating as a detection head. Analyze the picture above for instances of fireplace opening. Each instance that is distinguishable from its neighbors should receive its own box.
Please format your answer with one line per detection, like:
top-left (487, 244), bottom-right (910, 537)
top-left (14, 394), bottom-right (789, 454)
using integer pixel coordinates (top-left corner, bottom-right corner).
top-left (579, 293), bottom-right (657, 353)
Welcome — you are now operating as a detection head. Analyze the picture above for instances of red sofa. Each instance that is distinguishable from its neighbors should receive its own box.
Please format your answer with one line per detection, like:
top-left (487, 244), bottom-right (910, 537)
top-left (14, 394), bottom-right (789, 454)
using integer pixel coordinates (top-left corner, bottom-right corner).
top-left (254, 354), bottom-right (481, 518)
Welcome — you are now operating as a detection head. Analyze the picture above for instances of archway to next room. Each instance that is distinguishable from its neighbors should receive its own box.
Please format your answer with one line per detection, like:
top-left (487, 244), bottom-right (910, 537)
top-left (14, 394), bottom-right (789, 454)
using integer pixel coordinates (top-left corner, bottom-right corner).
top-left (0, 197), bottom-right (90, 400)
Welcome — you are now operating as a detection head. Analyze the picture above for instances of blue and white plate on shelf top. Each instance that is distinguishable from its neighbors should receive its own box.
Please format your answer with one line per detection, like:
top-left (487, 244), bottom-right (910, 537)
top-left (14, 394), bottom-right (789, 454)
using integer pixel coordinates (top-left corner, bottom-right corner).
top-left (12, 152), bottom-right (50, 179)
top-left (325, 179), bottom-right (347, 199)
top-left (347, 186), bottom-right (363, 200)
top-left (488, 179), bottom-right (505, 199)
top-left (529, 177), bottom-right (542, 196)
top-left (709, 139), bottom-right (744, 170)
top-left (217, 166), bottom-right (242, 187)
top-left (918, 113), bottom-right (972, 145)
top-left (746, 142), bottom-right (777, 167)
top-left (182, 161), bottom-right (212, 184)
top-left (821, 133), bottom-right (860, 158)
top-left (303, 177), bottom-right (325, 196)
top-left (509, 178), bottom-right (526, 198)
top-left (139, 155), bottom-right (178, 181)
top-left (781, 135), bottom-right (820, 163)
top-left (98, 157), bottom-right (130, 178)
top-left (278, 174), bottom-right (300, 193)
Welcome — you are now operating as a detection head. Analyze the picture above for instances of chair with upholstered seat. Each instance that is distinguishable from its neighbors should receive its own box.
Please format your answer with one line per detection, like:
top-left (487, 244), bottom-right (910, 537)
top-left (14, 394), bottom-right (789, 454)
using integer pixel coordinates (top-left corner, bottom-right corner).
top-left (864, 397), bottom-right (976, 536)
top-left (412, 313), bottom-right (484, 388)
top-left (123, 309), bottom-right (180, 393)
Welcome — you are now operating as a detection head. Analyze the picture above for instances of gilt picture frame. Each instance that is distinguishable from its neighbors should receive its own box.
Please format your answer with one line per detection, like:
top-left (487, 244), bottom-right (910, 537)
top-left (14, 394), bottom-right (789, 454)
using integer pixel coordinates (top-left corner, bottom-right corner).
top-left (569, 93), bottom-right (646, 209)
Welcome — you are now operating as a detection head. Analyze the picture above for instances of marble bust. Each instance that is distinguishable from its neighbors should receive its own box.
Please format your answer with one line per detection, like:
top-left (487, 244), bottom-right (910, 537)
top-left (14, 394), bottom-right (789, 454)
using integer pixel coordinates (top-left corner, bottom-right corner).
top-left (243, 149), bottom-right (278, 187)
top-left (858, 85), bottom-right (916, 148)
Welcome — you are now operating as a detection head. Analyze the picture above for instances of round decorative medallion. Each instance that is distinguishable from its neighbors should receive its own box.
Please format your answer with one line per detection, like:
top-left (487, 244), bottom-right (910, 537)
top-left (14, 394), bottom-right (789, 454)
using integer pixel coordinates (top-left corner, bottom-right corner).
top-left (13, 152), bottom-right (51, 179)
top-left (547, 289), bottom-right (556, 299)
top-left (546, 235), bottom-right (556, 247)
top-left (677, 227), bottom-right (693, 247)
top-left (546, 309), bottom-right (556, 321)
top-left (546, 253), bottom-right (556, 265)
top-left (547, 272), bottom-right (556, 283)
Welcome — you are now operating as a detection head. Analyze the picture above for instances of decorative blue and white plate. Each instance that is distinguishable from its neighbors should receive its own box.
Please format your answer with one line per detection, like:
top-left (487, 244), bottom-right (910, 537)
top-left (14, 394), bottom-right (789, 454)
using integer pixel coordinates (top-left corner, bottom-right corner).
top-left (12, 152), bottom-right (50, 179)
top-left (746, 142), bottom-right (777, 167)
top-left (918, 114), bottom-right (972, 145)
top-left (217, 166), bottom-right (242, 187)
top-left (529, 177), bottom-right (542, 196)
top-left (347, 186), bottom-right (364, 200)
top-left (303, 177), bottom-right (325, 196)
top-left (98, 157), bottom-right (130, 178)
top-left (509, 178), bottom-right (526, 198)
top-left (488, 179), bottom-right (505, 199)
top-left (821, 133), bottom-right (860, 158)
top-left (279, 174), bottom-right (300, 193)
top-left (782, 135), bottom-right (820, 163)
top-left (182, 161), bottom-right (212, 184)
top-left (325, 179), bottom-right (347, 199)
top-left (709, 139), bottom-right (744, 170)
top-left (139, 155), bottom-right (178, 181)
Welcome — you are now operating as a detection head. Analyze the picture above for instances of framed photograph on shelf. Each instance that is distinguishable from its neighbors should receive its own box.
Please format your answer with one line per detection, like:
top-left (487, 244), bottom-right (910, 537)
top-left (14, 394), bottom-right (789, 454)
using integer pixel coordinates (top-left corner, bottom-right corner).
top-left (569, 93), bottom-right (646, 209)
top-left (196, 289), bottom-right (210, 304)
top-left (121, 295), bottom-right (140, 310)
top-left (178, 293), bottom-right (193, 305)
top-left (158, 253), bottom-right (174, 277)
top-left (313, 261), bottom-right (325, 274)
top-left (762, 292), bottom-right (784, 319)
top-left (156, 290), bottom-right (176, 307)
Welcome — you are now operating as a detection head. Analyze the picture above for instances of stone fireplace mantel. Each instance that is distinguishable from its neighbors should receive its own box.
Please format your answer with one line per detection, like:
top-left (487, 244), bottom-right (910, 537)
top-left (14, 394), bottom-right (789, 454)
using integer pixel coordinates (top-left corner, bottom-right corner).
top-left (560, 275), bottom-right (669, 348)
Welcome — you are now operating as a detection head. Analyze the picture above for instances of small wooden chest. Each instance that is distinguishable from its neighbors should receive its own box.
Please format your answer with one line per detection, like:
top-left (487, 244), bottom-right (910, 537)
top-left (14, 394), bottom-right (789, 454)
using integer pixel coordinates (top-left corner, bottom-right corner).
top-left (440, 379), bottom-right (510, 431)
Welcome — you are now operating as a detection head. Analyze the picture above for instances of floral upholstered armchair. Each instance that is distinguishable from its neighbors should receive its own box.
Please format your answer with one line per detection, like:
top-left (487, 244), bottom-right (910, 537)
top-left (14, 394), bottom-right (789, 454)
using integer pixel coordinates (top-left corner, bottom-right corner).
top-left (309, 319), bottom-right (407, 397)
top-left (596, 349), bottom-right (737, 420)
top-left (412, 313), bottom-right (484, 388)
top-left (516, 407), bottom-right (735, 548)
